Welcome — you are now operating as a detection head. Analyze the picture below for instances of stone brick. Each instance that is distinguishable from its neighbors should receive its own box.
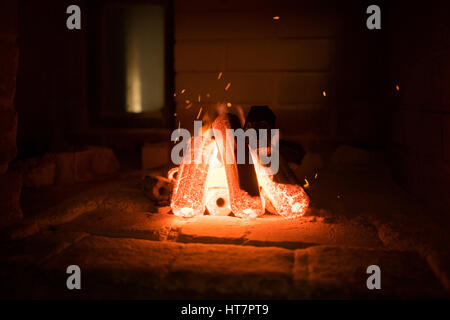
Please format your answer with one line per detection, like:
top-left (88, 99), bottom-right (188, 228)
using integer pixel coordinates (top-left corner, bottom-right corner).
top-left (168, 242), bottom-right (293, 298)
top-left (175, 41), bottom-right (226, 72)
top-left (175, 12), bottom-right (277, 40)
top-left (426, 250), bottom-right (450, 291)
top-left (292, 153), bottom-right (324, 180)
top-left (52, 147), bottom-right (119, 185)
top-left (442, 54), bottom-right (450, 109)
top-left (142, 142), bottom-right (170, 169)
top-left (53, 152), bottom-right (76, 185)
top-left (88, 146), bottom-right (120, 176)
top-left (174, 0), bottom-right (284, 12)
top-left (174, 215), bottom-right (382, 249)
top-left (274, 10), bottom-right (337, 38)
top-left (60, 211), bottom-right (183, 241)
top-left (331, 145), bottom-right (371, 167)
top-left (43, 236), bottom-right (184, 298)
top-left (402, 62), bottom-right (433, 106)
top-left (274, 106), bottom-right (330, 136)
top-left (0, 1), bottom-right (18, 33)
top-left (22, 155), bottom-right (56, 188)
top-left (175, 0), bottom-right (338, 15)
top-left (177, 215), bottom-right (249, 244)
top-left (174, 5), bottom-right (337, 39)
top-left (400, 110), bottom-right (442, 157)
top-left (175, 72), bottom-right (275, 104)
top-left (0, 108), bottom-right (17, 134)
top-left (0, 108), bottom-right (17, 165)
top-left (293, 246), bottom-right (446, 299)
top-left (0, 39), bottom-right (19, 101)
top-left (0, 230), bottom-right (87, 266)
top-left (245, 216), bottom-right (383, 249)
top-left (444, 115), bottom-right (450, 162)
top-left (0, 171), bottom-right (23, 228)
top-left (227, 39), bottom-right (332, 71)
top-left (278, 73), bottom-right (331, 104)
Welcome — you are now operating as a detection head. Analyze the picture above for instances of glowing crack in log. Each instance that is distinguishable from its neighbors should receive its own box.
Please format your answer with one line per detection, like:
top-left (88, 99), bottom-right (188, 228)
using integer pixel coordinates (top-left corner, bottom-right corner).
top-left (211, 114), bottom-right (264, 219)
top-left (170, 136), bottom-right (216, 218)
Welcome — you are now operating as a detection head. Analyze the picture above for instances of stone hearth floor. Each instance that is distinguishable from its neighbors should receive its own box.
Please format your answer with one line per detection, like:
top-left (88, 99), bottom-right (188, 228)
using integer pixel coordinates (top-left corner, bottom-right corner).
top-left (1, 164), bottom-right (450, 299)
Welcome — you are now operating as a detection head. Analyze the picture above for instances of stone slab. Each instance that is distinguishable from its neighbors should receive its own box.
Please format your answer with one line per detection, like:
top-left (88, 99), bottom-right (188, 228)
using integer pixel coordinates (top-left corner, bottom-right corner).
top-left (293, 246), bottom-right (447, 299)
top-left (60, 211), bottom-right (184, 241)
top-left (167, 242), bottom-right (294, 299)
top-left (245, 216), bottom-right (383, 249)
top-left (41, 236), bottom-right (184, 299)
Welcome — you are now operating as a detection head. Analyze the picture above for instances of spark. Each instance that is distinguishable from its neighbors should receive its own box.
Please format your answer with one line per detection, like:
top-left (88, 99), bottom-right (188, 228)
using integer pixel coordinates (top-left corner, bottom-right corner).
top-left (314, 173), bottom-right (318, 179)
top-left (225, 83), bottom-right (231, 91)
top-left (197, 107), bottom-right (203, 119)
top-left (185, 100), bottom-right (190, 104)
top-left (273, 16), bottom-right (280, 20)
top-left (198, 94), bottom-right (201, 102)
top-left (217, 72), bottom-right (223, 80)
top-left (395, 84), bottom-right (400, 91)
top-left (226, 102), bottom-right (232, 107)
top-left (303, 178), bottom-right (310, 188)
top-left (181, 89), bottom-right (186, 94)
top-left (185, 103), bottom-right (193, 109)
top-left (322, 90), bottom-right (327, 97)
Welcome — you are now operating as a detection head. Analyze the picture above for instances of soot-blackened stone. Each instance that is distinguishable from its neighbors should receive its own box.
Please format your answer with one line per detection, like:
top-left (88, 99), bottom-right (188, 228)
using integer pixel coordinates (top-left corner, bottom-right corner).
top-left (244, 105), bottom-right (276, 130)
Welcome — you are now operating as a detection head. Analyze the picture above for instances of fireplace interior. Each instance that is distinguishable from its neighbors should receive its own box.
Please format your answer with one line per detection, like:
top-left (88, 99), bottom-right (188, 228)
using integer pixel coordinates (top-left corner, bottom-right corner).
top-left (0, 0), bottom-right (450, 300)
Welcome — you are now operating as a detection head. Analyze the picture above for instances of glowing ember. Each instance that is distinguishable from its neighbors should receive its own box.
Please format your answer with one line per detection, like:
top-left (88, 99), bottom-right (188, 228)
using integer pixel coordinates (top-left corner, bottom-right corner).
top-left (170, 136), bottom-right (216, 218)
top-left (250, 148), bottom-right (309, 218)
top-left (212, 114), bottom-right (264, 219)
top-left (197, 107), bottom-right (203, 119)
top-left (304, 178), bottom-right (309, 188)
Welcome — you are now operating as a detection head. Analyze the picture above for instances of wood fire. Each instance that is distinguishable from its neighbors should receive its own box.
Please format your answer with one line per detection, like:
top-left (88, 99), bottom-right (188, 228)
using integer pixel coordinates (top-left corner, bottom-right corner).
top-left (169, 107), bottom-right (310, 219)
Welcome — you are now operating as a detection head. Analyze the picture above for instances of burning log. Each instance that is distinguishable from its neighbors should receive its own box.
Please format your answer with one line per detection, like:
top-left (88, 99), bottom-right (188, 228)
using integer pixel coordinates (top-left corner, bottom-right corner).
top-left (245, 106), bottom-right (310, 218)
top-left (204, 151), bottom-right (232, 216)
top-left (212, 113), bottom-right (264, 219)
top-left (206, 187), bottom-right (231, 216)
top-left (252, 151), bottom-right (310, 218)
top-left (170, 136), bottom-right (216, 218)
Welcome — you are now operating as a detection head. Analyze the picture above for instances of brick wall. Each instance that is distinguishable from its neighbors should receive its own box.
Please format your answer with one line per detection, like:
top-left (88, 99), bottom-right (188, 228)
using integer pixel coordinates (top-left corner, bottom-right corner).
top-left (173, 0), bottom-right (338, 141)
top-left (388, 1), bottom-right (450, 213)
top-left (0, 0), bottom-right (23, 227)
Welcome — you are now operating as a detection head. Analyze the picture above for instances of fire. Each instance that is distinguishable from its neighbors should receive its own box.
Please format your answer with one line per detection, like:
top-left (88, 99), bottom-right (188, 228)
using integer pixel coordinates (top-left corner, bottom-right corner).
top-left (169, 112), bottom-right (310, 219)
